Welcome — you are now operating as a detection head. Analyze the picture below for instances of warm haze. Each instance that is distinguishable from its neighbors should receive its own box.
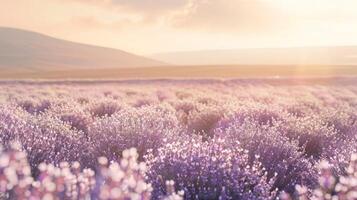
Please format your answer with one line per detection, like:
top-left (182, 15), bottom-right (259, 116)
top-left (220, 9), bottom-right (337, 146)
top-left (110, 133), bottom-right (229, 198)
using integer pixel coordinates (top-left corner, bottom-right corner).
top-left (1, 1), bottom-right (357, 78)
top-left (2, 0), bottom-right (357, 55)
top-left (1, 1), bottom-right (357, 200)
top-left (1, 27), bottom-right (357, 78)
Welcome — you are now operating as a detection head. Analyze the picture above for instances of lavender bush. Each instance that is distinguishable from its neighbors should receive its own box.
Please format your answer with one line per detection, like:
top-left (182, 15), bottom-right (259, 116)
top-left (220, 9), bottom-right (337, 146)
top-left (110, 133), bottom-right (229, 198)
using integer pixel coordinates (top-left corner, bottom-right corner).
top-left (280, 153), bottom-right (357, 200)
top-left (214, 119), bottom-right (317, 193)
top-left (145, 136), bottom-right (275, 199)
top-left (0, 78), bottom-right (356, 199)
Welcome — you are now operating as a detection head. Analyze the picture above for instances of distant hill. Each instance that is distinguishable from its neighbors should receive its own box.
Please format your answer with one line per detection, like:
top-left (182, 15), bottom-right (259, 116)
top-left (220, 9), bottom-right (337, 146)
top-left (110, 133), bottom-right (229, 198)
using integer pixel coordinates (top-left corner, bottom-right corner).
top-left (150, 47), bottom-right (357, 65)
top-left (0, 27), bottom-right (165, 71)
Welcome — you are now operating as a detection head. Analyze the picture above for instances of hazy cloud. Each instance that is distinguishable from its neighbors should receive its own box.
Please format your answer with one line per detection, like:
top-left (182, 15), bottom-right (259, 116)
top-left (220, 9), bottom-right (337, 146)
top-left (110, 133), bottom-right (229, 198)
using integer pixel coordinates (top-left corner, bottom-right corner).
top-left (170, 0), bottom-right (287, 33)
top-left (66, 0), bottom-right (189, 15)
top-left (112, 0), bottom-right (188, 12)
top-left (3, 0), bottom-right (357, 54)
top-left (65, 0), bottom-right (286, 33)
top-left (67, 15), bottom-right (144, 32)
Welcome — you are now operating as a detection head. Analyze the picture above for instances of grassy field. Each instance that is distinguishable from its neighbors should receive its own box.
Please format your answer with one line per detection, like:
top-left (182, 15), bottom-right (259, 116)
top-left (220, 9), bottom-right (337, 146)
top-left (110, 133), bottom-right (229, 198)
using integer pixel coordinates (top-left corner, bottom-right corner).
top-left (1, 64), bottom-right (357, 79)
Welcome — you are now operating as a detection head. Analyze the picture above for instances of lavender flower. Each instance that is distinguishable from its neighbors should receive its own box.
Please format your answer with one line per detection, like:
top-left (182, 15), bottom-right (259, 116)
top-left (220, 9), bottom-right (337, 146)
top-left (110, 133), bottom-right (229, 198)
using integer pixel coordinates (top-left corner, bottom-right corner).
top-left (145, 136), bottom-right (275, 199)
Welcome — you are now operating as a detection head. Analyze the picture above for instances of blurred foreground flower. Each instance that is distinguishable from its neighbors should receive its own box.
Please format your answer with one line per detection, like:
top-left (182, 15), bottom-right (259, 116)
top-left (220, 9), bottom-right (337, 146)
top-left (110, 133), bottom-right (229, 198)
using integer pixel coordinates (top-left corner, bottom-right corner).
top-left (280, 153), bottom-right (357, 200)
top-left (0, 143), bottom-right (180, 200)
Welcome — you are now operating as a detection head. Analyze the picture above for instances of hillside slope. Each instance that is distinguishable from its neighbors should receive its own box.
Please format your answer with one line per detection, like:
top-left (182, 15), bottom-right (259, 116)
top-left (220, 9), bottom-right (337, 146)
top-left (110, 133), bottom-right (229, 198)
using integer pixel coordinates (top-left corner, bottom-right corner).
top-left (0, 27), bottom-right (165, 71)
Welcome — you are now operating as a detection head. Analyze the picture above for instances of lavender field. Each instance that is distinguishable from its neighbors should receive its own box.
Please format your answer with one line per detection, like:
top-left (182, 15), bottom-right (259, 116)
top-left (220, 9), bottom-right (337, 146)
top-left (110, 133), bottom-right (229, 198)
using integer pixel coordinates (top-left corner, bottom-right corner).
top-left (0, 78), bottom-right (356, 199)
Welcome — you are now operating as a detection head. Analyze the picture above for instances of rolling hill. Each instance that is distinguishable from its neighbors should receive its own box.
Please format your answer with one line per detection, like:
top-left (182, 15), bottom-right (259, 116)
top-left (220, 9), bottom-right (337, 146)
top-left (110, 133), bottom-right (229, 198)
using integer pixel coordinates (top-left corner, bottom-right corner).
top-left (1, 27), bottom-right (356, 79)
top-left (150, 47), bottom-right (357, 65)
top-left (0, 27), bottom-right (165, 71)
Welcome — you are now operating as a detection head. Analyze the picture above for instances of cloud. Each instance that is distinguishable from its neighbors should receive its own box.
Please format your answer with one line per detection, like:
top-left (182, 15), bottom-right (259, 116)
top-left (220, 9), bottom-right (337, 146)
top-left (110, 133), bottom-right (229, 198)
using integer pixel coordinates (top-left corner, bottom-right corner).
top-left (170, 0), bottom-right (287, 33)
top-left (112, 0), bottom-right (188, 12)
top-left (69, 15), bottom-right (133, 28)
top-left (64, 0), bottom-right (287, 33)
top-left (66, 0), bottom-right (189, 16)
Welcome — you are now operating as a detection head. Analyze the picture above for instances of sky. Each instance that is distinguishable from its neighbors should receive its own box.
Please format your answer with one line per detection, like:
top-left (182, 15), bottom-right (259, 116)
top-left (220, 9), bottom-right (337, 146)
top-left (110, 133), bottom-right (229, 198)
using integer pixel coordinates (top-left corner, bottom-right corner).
top-left (1, 0), bottom-right (357, 55)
